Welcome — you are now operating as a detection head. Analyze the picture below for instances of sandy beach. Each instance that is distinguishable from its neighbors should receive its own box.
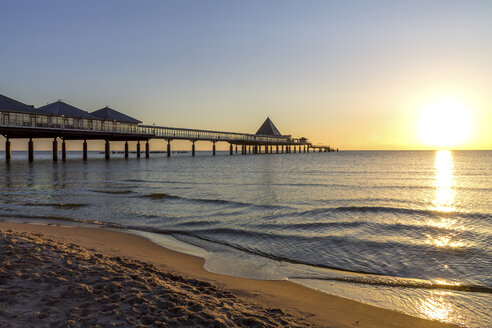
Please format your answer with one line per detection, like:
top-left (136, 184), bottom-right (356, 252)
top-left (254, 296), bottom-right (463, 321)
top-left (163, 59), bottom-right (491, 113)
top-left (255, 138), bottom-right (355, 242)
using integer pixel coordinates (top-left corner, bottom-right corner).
top-left (0, 222), bottom-right (457, 328)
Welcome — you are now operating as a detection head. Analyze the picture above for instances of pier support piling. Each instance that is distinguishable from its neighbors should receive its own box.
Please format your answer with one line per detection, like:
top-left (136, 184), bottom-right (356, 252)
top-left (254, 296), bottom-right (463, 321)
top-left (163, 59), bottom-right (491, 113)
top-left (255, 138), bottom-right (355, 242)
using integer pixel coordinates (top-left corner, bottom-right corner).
top-left (83, 140), bottom-right (88, 161)
top-left (105, 140), bottom-right (110, 160)
top-left (136, 141), bottom-right (141, 158)
top-left (212, 141), bottom-right (216, 156)
top-left (124, 141), bottom-right (129, 159)
top-left (52, 138), bottom-right (58, 161)
top-left (192, 140), bottom-right (196, 156)
top-left (229, 144), bottom-right (233, 155)
top-left (28, 138), bottom-right (34, 162)
top-left (235, 145), bottom-right (238, 154)
top-left (145, 141), bottom-right (150, 158)
top-left (61, 139), bottom-right (67, 161)
top-left (167, 139), bottom-right (171, 157)
top-left (5, 138), bottom-right (11, 161)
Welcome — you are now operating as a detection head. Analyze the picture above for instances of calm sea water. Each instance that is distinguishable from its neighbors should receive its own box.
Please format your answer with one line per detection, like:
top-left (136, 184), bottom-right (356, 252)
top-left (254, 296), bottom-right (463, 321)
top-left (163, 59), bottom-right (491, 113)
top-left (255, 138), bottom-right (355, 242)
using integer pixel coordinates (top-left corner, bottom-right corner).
top-left (0, 150), bottom-right (491, 327)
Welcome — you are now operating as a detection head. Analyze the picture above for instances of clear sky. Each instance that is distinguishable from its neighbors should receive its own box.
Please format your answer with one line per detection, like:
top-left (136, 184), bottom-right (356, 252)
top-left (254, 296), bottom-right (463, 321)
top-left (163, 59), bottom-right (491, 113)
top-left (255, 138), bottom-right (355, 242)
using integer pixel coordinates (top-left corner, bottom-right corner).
top-left (1, 0), bottom-right (491, 150)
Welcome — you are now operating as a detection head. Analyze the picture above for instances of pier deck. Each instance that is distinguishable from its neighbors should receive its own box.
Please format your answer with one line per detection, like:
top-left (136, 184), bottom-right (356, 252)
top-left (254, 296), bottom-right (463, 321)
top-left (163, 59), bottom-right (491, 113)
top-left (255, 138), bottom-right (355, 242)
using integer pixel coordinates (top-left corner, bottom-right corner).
top-left (1, 109), bottom-right (335, 162)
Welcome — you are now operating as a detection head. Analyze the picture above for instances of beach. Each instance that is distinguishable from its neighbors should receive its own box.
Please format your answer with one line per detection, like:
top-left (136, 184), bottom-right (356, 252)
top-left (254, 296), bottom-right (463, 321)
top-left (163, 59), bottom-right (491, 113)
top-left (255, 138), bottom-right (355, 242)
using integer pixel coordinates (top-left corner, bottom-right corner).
top-left (0, 222), bottom-right (457, 328)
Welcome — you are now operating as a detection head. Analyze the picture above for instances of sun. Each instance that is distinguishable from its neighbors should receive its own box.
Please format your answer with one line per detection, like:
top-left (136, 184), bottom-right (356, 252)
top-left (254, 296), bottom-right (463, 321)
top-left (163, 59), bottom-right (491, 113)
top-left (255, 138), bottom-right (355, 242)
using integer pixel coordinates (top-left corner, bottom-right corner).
top-left (418, 99), bottom-right (472, 148)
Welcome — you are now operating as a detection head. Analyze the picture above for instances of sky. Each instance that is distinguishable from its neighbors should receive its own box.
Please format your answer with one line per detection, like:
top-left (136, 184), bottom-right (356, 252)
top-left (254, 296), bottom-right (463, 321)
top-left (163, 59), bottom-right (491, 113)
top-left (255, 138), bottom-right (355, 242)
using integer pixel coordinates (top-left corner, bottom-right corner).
top-left (1, 0), bottom-right (491, 150)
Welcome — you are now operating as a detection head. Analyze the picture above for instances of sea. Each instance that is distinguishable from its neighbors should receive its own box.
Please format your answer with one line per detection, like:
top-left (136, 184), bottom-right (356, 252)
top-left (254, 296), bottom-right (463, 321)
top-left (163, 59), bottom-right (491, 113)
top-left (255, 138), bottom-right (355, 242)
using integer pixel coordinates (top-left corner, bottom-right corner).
top-left (0, 150), bottom-right (490, 327)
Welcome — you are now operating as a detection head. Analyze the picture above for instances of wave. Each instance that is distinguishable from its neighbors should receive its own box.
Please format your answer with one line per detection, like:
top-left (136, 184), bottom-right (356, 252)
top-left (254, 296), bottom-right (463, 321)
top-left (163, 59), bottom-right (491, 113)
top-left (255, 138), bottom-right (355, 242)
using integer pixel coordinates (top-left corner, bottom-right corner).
top-left (140, 193), bottom-right (291, 210)
top-left (0, 213), bottom-right (127, 229)
top-left (258, 221), bottom-right (365, 230)
top-left (92, 190), bottom-right (133, 194)
top-left (22, 203), bottom-right (88, 209)
top-left (142, 193), bottom-right (180, 199)
top-left (297, 206), bottom-right (492, 220)
top-left (174, 220), bottom-right (222, 227)
top-left (290, 276), bottom-right (492, 294)
top-left (124, 177), bottom-right (492, 193)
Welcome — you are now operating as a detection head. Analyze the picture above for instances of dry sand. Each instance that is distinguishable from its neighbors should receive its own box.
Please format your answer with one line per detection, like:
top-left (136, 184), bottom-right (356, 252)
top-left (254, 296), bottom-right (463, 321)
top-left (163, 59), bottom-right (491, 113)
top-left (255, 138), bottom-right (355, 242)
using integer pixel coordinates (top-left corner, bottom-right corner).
top-left (0, 222), bottom-right (457, 328)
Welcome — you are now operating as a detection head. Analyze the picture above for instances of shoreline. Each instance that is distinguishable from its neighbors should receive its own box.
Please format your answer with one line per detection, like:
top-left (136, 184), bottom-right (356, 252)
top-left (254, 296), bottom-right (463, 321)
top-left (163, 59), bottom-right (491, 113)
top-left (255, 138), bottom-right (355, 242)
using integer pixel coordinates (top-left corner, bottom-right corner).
top-left (0, 222), bottom-right (457, 327)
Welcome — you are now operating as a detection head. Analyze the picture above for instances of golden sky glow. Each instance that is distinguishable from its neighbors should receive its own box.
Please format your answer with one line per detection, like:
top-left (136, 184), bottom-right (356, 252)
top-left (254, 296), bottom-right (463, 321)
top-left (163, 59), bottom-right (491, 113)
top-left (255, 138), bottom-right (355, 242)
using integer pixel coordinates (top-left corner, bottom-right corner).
top-left (1, 1), bottom-right (491, 150)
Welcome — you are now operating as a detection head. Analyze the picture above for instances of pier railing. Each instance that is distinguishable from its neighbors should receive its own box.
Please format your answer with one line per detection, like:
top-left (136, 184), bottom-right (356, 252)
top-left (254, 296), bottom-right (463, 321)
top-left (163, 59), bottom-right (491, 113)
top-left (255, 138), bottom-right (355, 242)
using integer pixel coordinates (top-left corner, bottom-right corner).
top-left (138, 125), bottom-right (293, 143)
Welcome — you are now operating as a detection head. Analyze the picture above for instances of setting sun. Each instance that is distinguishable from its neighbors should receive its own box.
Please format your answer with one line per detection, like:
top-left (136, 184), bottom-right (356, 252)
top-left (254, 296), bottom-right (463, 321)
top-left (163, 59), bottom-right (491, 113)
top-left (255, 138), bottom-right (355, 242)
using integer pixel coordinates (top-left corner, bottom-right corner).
top-left (418, 100), bottom-right (473, 148)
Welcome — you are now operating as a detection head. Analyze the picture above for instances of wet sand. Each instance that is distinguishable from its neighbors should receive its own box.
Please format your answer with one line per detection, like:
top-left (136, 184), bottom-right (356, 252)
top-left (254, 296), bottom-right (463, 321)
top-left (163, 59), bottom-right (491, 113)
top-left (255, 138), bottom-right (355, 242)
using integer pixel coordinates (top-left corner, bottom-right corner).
top-left (0, 222), bottom-right (457, 328)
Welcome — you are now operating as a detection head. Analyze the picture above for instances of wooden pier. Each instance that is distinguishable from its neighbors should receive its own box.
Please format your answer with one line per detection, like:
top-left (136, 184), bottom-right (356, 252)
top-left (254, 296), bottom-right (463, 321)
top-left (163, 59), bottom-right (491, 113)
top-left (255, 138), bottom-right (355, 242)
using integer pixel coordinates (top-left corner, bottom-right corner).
top-left (0, 95), bottom-right (336, 162)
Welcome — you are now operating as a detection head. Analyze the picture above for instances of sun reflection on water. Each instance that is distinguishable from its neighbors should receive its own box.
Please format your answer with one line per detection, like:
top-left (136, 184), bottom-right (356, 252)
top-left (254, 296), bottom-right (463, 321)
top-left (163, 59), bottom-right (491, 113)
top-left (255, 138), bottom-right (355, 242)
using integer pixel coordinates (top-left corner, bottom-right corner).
top-left (426, 235), bottom-right (464, 248)
top-left (432, 150), bottom-right (455, 212)
top-left (426, 150), bottom-right (465, 248)
top-left (418, 291), bottom-right (457, 322)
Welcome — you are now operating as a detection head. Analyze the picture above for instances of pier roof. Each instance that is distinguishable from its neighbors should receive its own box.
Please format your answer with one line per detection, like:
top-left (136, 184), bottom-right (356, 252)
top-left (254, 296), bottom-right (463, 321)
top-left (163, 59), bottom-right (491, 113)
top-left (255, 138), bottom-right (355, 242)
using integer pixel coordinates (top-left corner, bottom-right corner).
top-left (38, 101), bottom-right (97, 119)
top-left (91, 106), bottom-right (141, 124)
top-left (255, 117), bottom-right (282, 136)
top-left (0, 94), bottom-right (42, 114)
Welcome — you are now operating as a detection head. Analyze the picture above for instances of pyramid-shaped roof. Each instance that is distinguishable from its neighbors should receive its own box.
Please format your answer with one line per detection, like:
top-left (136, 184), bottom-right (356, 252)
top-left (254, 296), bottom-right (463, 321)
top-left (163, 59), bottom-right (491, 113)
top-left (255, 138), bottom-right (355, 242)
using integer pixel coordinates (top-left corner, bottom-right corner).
top-left (37, 101), bottom-right (97, 119)
top-left (255, 117), bottom-right (282, 136)
top-left (0, 94), bottom-right (42, 114)
top-left (91, 106), bottom-right (141, 124)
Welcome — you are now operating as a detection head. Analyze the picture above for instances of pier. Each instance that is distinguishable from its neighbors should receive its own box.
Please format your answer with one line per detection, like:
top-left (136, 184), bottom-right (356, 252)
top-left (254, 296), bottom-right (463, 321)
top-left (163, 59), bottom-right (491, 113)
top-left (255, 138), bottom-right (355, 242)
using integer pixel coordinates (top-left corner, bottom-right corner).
top-left (0, 94), bottom-right (336, 162)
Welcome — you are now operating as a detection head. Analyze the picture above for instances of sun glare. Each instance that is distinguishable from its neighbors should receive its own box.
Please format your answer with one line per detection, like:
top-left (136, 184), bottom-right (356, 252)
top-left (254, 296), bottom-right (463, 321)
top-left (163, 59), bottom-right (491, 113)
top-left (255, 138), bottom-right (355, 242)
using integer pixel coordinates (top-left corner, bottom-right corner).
top-left (418, 100), bottom-right (472, 148)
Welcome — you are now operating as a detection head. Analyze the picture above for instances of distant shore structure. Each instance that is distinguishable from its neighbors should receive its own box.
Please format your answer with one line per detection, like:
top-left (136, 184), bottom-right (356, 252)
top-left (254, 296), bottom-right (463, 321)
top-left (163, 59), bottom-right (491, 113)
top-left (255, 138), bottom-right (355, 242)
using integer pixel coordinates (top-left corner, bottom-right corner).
top-left (0, 94), bottom-right (336, 162)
